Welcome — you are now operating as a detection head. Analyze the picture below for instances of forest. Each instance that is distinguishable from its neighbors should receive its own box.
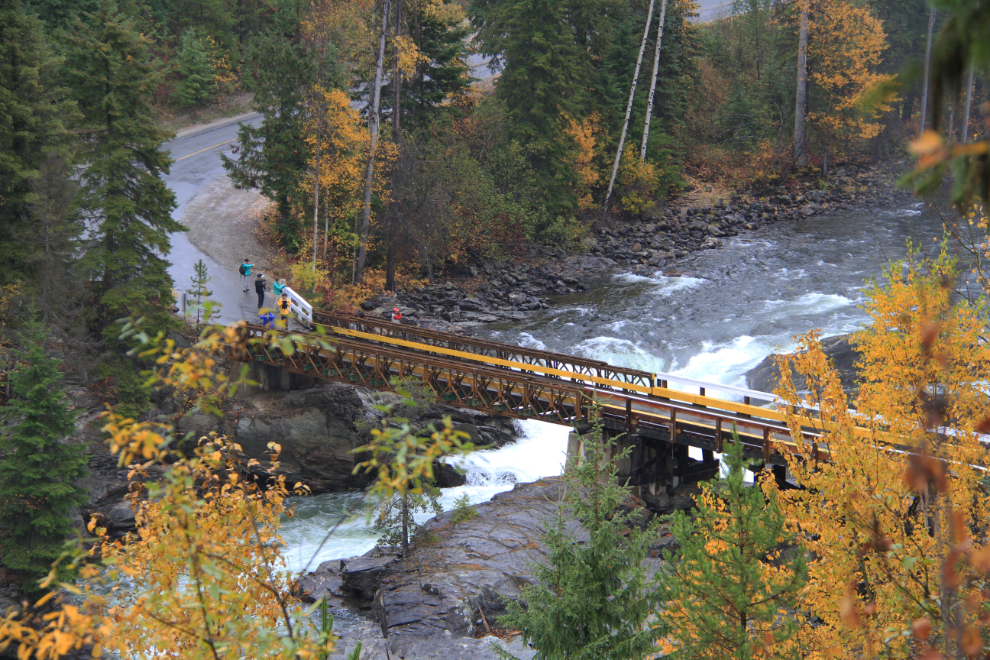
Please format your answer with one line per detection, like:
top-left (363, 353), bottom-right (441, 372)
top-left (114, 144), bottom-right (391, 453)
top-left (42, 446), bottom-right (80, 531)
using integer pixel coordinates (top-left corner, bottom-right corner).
top-left (1, 0), bottom-right (990, 656)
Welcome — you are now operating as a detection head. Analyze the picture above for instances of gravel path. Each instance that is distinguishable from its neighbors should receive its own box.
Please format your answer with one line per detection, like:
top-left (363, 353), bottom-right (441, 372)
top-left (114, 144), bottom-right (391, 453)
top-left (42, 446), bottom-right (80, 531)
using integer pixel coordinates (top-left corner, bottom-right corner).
top-left (182, 175), bottom-right (270, 275)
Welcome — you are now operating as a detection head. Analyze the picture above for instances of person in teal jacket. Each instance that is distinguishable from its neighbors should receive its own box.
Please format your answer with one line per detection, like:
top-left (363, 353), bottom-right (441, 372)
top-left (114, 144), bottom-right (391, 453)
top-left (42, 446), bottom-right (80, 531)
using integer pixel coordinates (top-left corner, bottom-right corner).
top-left (273, 278), bottom-right (286, 296)
top-left (239, 258), bottom-right (254, 292)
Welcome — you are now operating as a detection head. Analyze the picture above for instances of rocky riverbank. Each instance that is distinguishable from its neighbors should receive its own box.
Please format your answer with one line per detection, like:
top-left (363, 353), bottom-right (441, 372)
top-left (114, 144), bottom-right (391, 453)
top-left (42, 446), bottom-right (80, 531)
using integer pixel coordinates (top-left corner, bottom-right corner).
top-left (295, 478), bottom-right (693, 659)
top-left (356, 161), bottom-right (914, 332)
top-left (69, 380), bottom-right (519, 540)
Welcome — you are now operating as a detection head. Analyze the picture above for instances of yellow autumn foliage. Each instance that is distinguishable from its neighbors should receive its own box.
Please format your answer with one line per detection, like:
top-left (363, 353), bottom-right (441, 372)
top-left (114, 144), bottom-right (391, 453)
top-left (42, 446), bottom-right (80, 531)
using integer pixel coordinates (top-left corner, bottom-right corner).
top-left (771, 248), bottom-right (990, 658)
top-left (806, 0), bottom-right (893, 151)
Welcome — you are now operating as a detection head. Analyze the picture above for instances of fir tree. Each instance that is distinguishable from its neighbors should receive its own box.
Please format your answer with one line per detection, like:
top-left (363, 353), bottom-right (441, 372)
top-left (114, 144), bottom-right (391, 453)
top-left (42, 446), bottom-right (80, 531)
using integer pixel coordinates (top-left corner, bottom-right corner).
top-left (381, 0), bottom-right (471, 127)
top-left (656, 434), bottom-right (807, 660)
top-left (222, 15), bottom-right (313, 248)
top-left (493, 0), bottom-right (588, 214)
top-left (185, 258), bottom-right (215, 325)
top-left (0, 0), bottom-right (77, 287)
top-left (175, 28), bottom-right (215, 108)
top-left (66, 0), bottom-right (182, 341)
top-left (0, 324), bottom-right (88, 593)
top-left (498, 416), bottom-right (661, 660)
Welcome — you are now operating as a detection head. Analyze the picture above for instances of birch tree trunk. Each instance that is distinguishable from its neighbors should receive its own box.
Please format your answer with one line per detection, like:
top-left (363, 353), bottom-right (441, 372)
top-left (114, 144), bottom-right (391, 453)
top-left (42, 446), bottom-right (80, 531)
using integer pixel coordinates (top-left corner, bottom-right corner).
top-left (794, 0), bottom-right (809, 167)
top-left (961, 64), bottom-right (975, 142)
top-left (919, 6), bottom-right (935, 137)
top-left (640, 0), bottom-right (668, 162)
top-left (393, 0), bottom-right (403, 139)
top-left (356, 0), bottom-right (392, 284)
top-left (603, 0), bottom-right (657, 212)
top-left (312, 114), bottom-right (321, 270)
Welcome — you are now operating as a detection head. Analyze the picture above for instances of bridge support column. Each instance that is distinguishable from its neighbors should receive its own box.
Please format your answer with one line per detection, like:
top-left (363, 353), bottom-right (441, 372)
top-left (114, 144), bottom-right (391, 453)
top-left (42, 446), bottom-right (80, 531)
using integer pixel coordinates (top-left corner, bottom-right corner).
top-left (772, 463), bottom-right (789, 490)
top-left (566, 432), bottom-right (584, 470)
top-left (237, 361), bottom-right (319, 393)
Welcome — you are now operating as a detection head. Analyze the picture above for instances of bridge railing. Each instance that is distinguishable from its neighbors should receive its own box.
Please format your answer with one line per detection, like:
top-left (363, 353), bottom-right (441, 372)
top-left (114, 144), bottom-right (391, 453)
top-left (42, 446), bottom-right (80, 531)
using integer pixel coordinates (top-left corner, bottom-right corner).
top-left (283, 287), bottom-right (313, 326)
top-left (309, 312), bottom-right (847, 429)
top-left (313, 311), bottom-right (656, 390)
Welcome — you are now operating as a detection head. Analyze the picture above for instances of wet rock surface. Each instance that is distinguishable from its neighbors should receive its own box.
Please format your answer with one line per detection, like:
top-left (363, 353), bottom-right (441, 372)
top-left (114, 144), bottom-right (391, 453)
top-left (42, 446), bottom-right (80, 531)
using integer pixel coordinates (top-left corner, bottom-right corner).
top-left (745, 333), bottom-right (863, 396)
top-left (229, 382), bottom-right (519, 495)
top-left (297, 479), bottom-right (694, 657)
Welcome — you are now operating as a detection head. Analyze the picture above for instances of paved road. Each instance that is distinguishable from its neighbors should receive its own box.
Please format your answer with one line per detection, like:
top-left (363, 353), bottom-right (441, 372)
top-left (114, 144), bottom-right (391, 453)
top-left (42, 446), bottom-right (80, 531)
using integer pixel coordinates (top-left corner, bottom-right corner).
top-left (164, 113), bottom-right (264, 326)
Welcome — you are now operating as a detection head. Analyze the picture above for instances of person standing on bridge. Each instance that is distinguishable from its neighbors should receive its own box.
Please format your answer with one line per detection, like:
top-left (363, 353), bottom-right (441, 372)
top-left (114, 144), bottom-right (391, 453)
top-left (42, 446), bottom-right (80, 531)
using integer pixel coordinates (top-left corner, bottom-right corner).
top-left (255, 273), bottom-right (267, 310)
top-left (278, 292), bottom-right (291, 328)
top-left (239, 258), bottom-right (254, 292)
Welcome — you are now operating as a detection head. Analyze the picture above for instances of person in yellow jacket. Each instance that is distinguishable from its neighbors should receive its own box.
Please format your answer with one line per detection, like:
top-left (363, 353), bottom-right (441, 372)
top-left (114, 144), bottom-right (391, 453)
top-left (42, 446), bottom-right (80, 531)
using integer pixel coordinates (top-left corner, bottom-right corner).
top-left (277, 292), bottom-right (292, 329)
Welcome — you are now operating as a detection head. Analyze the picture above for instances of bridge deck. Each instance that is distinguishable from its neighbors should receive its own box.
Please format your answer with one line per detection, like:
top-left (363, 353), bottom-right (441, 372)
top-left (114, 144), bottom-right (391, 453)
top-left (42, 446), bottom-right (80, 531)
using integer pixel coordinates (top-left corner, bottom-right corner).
top-left (232, 318), bottom-right (845, 468)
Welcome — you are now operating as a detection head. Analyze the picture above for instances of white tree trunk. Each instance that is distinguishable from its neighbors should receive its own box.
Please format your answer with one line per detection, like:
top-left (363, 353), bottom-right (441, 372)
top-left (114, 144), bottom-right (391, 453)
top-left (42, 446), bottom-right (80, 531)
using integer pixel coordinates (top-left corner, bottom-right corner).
top-left (640, 0), bottom-right (668, 162)
top-left (961, 64), bottom-right (975, 142)
top-left (919, 6), bottom-right (935, 137)
top-left (603, 0), bottom-right (657, 211)
top-left (356, 0), bottom-right (392, 284)
top-left (794, 0), bottom-right (809, 167)
top-left (393, 0), bottom-right (403, 139)
top-left (312, 114), bottom-right (321, 270)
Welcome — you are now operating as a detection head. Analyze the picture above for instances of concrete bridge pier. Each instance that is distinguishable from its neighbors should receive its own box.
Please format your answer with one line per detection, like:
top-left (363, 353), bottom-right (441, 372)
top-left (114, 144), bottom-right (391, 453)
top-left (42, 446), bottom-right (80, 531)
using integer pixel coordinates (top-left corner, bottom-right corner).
top-left (237, 361), bottom-right (319, 394)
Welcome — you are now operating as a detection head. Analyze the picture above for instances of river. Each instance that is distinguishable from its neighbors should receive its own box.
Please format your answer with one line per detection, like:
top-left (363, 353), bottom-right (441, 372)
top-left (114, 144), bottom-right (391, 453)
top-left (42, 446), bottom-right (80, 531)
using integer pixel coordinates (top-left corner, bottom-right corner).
top-left (278, 197), bottom-right (947, 573)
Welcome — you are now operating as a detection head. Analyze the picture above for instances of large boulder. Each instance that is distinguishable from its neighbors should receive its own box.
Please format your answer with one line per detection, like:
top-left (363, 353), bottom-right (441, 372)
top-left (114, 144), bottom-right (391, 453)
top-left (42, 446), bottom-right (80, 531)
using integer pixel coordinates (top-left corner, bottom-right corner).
top-left (372, 479), bottom-right (590, 644)
top-left (230, 383), bottom-right (519, 494)
top-left (745, 334), bottom-right (862, 396)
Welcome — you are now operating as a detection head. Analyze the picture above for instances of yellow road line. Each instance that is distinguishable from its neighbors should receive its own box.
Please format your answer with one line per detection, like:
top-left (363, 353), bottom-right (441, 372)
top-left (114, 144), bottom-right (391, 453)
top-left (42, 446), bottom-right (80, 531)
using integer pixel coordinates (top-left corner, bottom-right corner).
top-left (174, 139), bottom-right (235, 162)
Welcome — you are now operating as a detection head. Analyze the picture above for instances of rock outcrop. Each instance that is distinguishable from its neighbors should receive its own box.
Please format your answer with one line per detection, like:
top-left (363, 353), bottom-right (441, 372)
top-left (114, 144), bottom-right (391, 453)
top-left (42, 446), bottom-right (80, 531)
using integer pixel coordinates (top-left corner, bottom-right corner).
top-left (229, 383), bottom-right (519, 494)
top-left (298, 478), bottom-right (691, 657)
top-left (745, 333), bottom-right (863, 396)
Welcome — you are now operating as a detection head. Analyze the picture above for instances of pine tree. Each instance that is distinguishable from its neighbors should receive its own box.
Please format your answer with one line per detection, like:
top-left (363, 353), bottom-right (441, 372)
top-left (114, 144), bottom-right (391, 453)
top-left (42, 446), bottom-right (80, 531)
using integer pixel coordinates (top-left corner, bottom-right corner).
top-left (175, 28), bottom-right (215, 108)
top-left (26, 152), bottom-right (79, 323)
top-left (67, 0), bottom-right (182, 341)
top-left (656, 434), bottom-right (807, 660)
top-left (222, 15), bottom-right (313, 249)
top-left (0, 323), bottom-right (88, 593)
top-left (0, 0), bottom-right (76, 287)
top-left (498, 417), bottom-right (661, 660)
top-left (185, 258), bottom-right (215, 325)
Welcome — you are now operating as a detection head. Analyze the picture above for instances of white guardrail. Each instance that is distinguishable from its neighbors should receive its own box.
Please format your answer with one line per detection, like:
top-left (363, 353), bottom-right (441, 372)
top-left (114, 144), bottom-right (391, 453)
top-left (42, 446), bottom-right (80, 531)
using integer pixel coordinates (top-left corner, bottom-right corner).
top-left (282, 286), bottom-right (313, 327)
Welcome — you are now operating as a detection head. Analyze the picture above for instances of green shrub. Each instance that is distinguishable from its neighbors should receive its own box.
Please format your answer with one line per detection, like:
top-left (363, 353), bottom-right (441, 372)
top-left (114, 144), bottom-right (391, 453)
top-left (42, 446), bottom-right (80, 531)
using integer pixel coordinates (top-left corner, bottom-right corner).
top-left (450, 494), bottom-right (477, 524)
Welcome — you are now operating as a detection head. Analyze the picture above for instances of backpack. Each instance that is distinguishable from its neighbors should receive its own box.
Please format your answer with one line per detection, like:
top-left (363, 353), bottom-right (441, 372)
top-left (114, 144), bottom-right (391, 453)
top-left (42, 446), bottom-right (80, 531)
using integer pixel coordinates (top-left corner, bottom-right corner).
top-left (239, 263), bottom-right (247, 275)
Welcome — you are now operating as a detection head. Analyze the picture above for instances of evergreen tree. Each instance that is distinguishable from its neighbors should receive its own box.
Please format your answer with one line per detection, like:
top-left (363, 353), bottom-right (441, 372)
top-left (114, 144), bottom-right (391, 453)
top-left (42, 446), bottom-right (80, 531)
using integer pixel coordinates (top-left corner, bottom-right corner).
top-left (493, 0), bottom-right (587, 214)
top-left (0, 323), bottom-right (88, 593)
top-left (656, 434), bottom-right (807, 660)
top-left (498, 417), bottom-right (661, 660)
top-left (381, 0), bottom-right (471, 127)
top-left (371, 483), bottom-right (443, 555)
top-left (0, 0), bottom-right (76, 287)
top-left (66, 0), bottom-right (182, 341)
top-left (26, 152), bottom-right (80, 323)
top-left (222, 14), bottom-right (313, 249)
top-left (23, 0), bottom-right (99, 33)
top-left (175, 28), bottom-right (215, 108)
top-left (185, 258), bottom-right (215, 325)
